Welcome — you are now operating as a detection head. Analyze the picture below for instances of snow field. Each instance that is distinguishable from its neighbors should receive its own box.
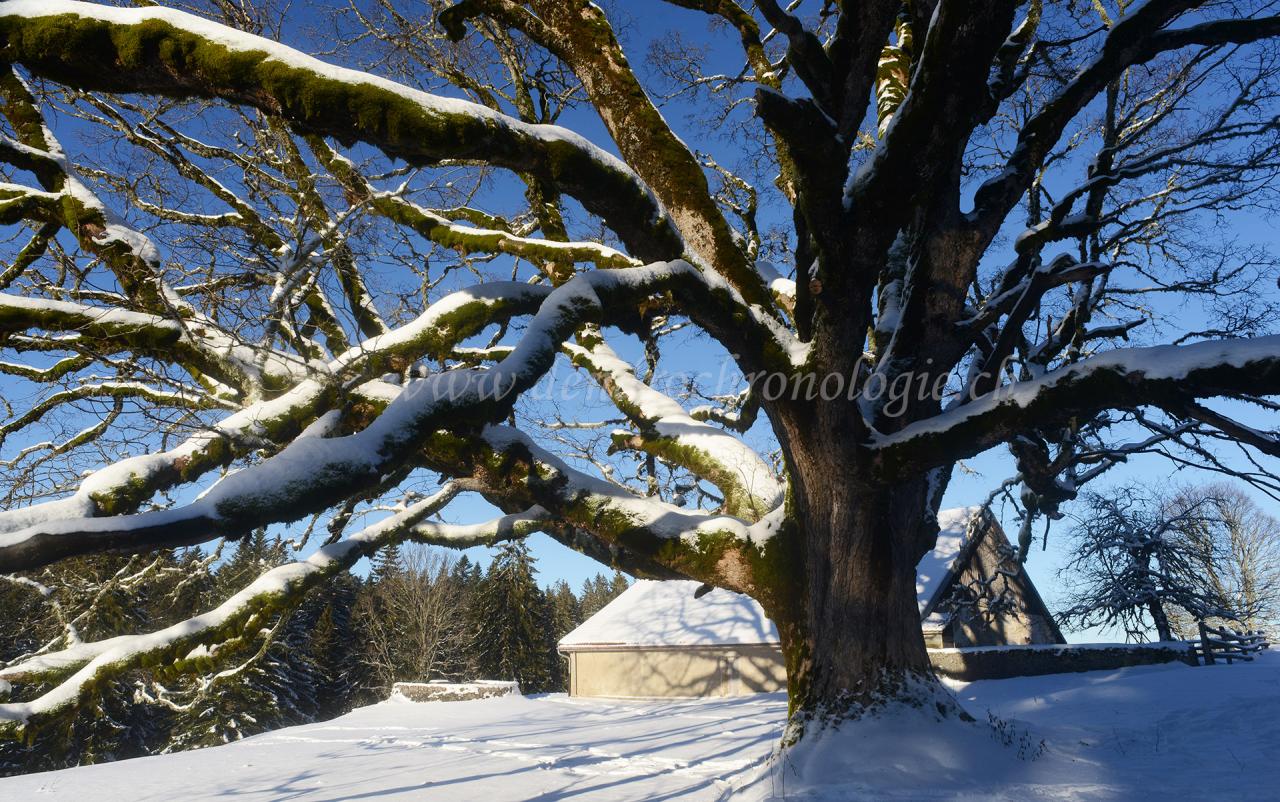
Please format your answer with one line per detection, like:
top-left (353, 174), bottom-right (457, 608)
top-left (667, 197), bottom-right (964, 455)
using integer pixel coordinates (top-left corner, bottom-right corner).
top-left (7, 651), bottom-right (1280, 800)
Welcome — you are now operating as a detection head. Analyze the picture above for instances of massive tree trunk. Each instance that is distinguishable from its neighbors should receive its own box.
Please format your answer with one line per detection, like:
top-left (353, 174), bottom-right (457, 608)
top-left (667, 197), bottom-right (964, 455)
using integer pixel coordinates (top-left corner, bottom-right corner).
top-left (762, 420), bottom-right (957, 732)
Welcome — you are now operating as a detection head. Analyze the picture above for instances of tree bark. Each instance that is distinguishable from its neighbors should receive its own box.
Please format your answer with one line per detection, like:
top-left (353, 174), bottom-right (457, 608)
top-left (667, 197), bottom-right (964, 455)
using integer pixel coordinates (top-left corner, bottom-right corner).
top-left (1148, 599), bottom-right (1173, 642)
top-left (763, 428), bottom-right (963, 737)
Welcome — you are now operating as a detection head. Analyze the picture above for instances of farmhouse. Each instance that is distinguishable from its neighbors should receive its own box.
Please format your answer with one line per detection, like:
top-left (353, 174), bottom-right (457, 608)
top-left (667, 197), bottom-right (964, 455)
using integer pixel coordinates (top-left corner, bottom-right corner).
top-left (558, 507), bottom-right (1064, 698)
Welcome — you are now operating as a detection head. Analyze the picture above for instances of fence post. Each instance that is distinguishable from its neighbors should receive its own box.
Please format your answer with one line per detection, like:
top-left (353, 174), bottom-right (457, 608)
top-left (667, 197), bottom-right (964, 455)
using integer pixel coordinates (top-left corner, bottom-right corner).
top-left (1199, 620), bottom-right (1214, 665)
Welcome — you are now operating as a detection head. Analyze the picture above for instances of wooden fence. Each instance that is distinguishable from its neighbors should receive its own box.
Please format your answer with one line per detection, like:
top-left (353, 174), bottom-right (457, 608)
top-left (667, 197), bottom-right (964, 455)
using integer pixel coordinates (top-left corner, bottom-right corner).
top-left (1192, 622), bottom-right (1270, 665)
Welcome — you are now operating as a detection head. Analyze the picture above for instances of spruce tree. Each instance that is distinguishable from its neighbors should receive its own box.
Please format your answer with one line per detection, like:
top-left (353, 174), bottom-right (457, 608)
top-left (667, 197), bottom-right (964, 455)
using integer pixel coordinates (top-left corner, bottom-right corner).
top-left (369, 543), bottom-right (404, 583)
top-left (67, 676), bottom-right (170, 766)
top-left (545, 581), bottom-right (580, 691)
top-left (608, 571), bottom-right (630, 599)
top-left (0, 554), bottom-right (176, 770)
top-left (451, 554), bottom-right (483, 587)
top-left (215, 530), bottom-right (285, 600)
top-left (547, 580), bottom-right (581, 641)
top-left (165, 610), bottom-right (319, 751)
top-left (578, 574), bottom-right (612, 619)
top-left (305, 572), bottom-right (368, 716)
top-left (157, 548), bottom-right (217, 627)
top-left (438, 555), bottom-right (482, 681)
top-left (167, 531), bottom-right (318, 750)
top-left (472, 542), bottom-right (552, 693)
top-left (578, 571), bottom-right (631, 621)
top-left (0, 572), bottom-right (44, 663)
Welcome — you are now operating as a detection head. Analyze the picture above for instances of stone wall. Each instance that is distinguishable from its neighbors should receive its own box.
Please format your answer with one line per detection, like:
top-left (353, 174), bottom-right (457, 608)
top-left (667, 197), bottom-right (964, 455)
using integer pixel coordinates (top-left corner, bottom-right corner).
top-left (927, 642), bottom-right (1197, 682)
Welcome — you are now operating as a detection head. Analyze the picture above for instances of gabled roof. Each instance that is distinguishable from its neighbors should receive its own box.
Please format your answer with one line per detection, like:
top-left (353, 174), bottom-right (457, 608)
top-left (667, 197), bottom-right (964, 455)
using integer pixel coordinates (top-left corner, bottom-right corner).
top-left (558, 579), bottom-right (779, 648)
top-left (559, 507), bottom-right (983, 650)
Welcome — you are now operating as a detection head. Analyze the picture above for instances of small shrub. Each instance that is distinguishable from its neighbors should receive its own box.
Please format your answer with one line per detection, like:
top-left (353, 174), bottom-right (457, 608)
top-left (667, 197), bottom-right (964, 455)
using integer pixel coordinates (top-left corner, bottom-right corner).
top-left (987, 710), bottom-right (1047, 761)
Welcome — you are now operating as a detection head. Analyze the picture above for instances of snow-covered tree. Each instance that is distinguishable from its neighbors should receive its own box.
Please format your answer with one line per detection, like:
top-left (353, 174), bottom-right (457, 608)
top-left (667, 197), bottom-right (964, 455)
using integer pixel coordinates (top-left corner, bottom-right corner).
top-left (1058, 487), bottom-right (1235, 641)
top-left (368, 544), bottom-right (404, 584)
top-left (162, 618), bottom-right (320, 751)
top-left (3, 0), bottom-right (1280, 754)
top-left (160, 531), bottom-right (320, 751)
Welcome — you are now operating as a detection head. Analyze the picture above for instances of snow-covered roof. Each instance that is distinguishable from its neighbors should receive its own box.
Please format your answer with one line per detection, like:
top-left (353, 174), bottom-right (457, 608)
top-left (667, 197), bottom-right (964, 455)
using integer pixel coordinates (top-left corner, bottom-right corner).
top-left (560, 507), bottom-right (982, 649)
top-left (559, 579), bottom-right (779, 648)
top-left (914, 506), bottom-right (980, 615)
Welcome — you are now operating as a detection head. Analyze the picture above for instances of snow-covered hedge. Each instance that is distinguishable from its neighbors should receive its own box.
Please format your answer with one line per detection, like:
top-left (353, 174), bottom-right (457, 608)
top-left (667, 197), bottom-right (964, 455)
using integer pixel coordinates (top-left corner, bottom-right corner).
top-left (391, 680), bottom-right (520, 703)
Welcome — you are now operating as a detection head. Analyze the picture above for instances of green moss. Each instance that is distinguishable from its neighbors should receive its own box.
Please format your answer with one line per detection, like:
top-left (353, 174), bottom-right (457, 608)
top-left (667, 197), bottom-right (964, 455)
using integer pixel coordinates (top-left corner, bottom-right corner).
top-left (620, 433), bottom-right (768, 519)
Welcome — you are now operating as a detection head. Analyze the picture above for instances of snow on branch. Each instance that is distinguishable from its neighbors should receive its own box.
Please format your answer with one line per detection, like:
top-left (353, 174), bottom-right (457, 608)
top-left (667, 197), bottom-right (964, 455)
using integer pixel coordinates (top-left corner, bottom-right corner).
top-left (476, 426), bottom-right (785, 577)
top-left (328, 282), bottom-right (552, 379)
top-left (365, 191), bottom-right (642, 269)
top-left (0, 378), bottom-right (337, 541)
top-left (0, 72), bottom-right (332, 398)
top-left (563, 335), bottom-right (783, 518)
top-left (311, 140), bottom-right (641, 270)
top-left (0, 0), bottom-right (683, 263)
top-left (0, 420), bottom-right (780, 732)
top-left (0, 489), bottom-right (548, 736)
top-left (0, 293), bottom-right (184, 349)
top-left (0, 261), bottom-right (705, 572)
top-left (0, 276), bottom-right (562, 541)
top-left (874, 335), bottom-right (1280, 473)
top-left (439, 0), bottom-right (773, 309)
top-left (754, 259), bottom-right (797, 318)
top-left (0, 381), bottom-right (222, 450)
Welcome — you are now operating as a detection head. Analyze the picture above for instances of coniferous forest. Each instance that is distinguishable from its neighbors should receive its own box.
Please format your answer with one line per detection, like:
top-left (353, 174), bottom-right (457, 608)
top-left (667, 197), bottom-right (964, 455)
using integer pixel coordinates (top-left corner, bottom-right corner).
top-left (0, 539), bottom-right (628, 775)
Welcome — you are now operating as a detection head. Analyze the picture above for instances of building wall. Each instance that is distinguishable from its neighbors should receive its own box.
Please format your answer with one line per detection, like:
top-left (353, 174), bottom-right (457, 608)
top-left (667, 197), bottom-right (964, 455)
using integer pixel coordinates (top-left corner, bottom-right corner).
top-left (565, 645), bottom-right (787, 698)
top-left (566, 636), bottom-right (1141, 698)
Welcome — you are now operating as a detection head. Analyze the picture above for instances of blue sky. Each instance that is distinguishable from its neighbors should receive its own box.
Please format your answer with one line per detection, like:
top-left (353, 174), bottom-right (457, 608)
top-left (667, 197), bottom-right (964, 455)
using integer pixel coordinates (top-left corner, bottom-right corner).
top-left (3, 1), bottom-right (1279, 640)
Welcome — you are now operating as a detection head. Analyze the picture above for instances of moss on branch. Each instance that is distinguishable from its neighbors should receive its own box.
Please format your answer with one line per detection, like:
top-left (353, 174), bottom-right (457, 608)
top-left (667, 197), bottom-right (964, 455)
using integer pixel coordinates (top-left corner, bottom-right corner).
top-left (0, 7), bottom-right (682, 263)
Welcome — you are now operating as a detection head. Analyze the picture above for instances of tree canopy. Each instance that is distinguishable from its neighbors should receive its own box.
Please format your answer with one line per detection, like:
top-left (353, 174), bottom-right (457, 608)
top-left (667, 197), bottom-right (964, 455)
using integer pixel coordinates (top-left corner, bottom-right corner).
top-left (2, 0), bottom-right (1280, 745)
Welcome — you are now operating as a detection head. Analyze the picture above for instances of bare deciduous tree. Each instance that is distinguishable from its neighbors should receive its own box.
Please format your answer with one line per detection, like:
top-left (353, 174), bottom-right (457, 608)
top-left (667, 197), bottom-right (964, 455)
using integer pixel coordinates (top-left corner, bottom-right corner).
top-left (1058, 486), bottom-right (1235, 642)
top-left (2, 0), bottom-right (1280, 754)
top-left (1169, 484), bottom-right (1280, 634)
top-left (354, 547), bottom-right (470, 692)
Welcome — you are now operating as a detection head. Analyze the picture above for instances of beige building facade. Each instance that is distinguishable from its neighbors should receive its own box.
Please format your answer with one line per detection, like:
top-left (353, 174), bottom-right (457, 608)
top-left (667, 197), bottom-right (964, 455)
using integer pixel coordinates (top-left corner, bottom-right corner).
top-left (564, 645), bottom-right (787, 699)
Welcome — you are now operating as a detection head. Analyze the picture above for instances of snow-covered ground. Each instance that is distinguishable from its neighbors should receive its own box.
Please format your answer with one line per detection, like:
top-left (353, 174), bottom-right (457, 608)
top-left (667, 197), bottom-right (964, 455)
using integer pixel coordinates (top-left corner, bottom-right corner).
top-left (4, 693), bottom-right (786, 800)
top-left (750, 652), bottom-right (1280, 800)
top-left (7, 652), bottom-right (1280, 800)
